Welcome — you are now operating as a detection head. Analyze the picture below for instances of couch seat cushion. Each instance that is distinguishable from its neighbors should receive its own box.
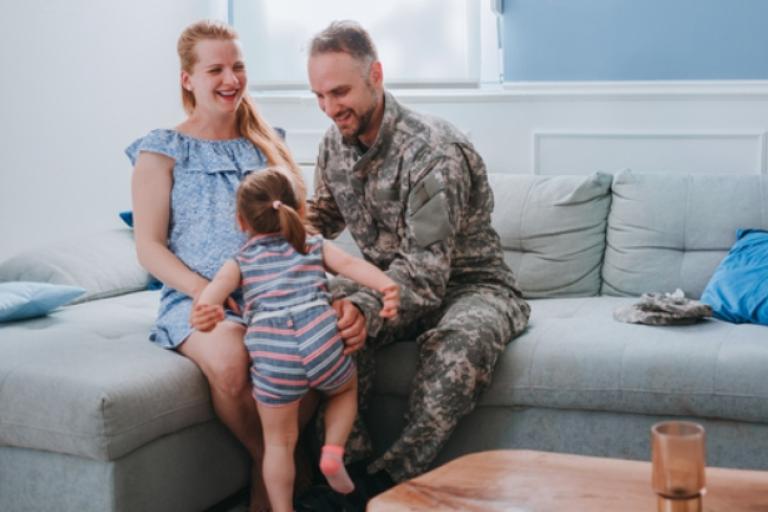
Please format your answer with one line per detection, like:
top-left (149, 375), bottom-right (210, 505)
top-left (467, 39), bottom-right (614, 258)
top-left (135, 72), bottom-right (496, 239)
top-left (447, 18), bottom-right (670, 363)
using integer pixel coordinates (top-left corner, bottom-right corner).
top-left (0, 291), bottom-right (214, 461)
top-left (375, 297), bottom-right (768, 424)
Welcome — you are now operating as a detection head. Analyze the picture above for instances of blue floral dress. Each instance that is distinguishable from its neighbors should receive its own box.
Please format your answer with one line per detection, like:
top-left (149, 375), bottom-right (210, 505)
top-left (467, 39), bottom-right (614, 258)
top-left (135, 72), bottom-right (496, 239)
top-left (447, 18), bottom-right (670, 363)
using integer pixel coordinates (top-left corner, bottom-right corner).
top-left (126, 129), bottom-right (267, 348)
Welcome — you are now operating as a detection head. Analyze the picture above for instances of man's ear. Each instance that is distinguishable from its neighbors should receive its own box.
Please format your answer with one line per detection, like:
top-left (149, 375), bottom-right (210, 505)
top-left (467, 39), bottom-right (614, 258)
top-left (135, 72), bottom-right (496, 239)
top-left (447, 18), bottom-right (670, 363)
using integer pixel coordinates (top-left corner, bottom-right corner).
top-left (181, 71), bottom-right (192, 91)
top-left (369, 60), bottom-right (383, 88)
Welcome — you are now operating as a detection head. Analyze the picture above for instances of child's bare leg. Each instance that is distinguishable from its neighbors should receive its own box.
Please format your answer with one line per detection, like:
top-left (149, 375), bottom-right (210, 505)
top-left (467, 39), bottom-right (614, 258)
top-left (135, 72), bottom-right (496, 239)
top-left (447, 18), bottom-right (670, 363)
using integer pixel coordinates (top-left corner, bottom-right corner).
top-left (320, 371), bottom-right (357, 494)
top-left (257, 400), bottom-right (300, 512)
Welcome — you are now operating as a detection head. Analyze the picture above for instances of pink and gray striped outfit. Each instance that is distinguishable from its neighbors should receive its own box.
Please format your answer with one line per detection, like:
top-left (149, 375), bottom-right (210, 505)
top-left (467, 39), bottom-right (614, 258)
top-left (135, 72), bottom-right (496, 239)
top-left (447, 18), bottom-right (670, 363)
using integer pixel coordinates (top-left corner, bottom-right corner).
top-left (236, 233), bottom-right (353, 406)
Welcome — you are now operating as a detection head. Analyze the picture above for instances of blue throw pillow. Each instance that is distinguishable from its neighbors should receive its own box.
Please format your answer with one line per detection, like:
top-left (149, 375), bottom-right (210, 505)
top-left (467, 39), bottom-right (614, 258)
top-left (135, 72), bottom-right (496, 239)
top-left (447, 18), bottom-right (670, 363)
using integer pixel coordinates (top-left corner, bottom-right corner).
top-left (0, 282), bottom-right (85, 322)
top-left (700, 229), bottom-right (768, 325)
top-left (119, 210), bottom-right (133, 227)
top-left (118, 211), bottom-right (162, 290)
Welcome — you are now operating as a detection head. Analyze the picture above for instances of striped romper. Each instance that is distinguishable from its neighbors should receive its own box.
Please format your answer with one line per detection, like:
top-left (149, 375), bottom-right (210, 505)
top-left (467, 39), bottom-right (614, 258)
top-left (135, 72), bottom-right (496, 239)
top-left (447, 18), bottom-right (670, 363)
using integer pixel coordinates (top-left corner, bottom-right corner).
top-left (236, 233), bottom-right (354, 406)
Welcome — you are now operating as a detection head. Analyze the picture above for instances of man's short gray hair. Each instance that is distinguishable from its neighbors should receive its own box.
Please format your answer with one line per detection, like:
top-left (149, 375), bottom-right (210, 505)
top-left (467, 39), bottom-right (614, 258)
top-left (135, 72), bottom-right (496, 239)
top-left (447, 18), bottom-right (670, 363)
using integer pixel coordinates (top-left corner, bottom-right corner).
top-left (309, 20), bottom-right (378, 65)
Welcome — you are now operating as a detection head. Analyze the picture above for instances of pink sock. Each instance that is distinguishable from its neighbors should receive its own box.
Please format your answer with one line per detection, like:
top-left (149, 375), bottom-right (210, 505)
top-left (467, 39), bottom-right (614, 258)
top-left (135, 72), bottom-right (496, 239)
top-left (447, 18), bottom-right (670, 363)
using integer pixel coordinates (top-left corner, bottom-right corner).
top-left (319, 445), bottom-right (355, 494)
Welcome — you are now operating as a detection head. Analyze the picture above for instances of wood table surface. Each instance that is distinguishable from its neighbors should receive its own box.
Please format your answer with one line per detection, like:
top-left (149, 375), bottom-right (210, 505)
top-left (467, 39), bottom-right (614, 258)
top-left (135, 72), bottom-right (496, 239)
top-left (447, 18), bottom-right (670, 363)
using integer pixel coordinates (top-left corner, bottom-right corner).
top-left (367, 450), bottom-right (768, 511)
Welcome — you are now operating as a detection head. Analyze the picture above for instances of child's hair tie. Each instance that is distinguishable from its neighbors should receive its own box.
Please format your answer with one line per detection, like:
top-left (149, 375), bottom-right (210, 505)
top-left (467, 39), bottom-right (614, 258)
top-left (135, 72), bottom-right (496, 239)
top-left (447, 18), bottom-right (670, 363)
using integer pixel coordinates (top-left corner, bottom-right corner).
top-left (272, 200), bottom-right (282, 210)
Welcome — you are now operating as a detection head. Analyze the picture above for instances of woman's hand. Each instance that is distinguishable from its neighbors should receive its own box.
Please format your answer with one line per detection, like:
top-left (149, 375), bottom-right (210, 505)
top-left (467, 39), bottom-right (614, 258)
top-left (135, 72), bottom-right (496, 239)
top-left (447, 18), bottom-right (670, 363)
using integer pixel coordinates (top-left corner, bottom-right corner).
top-left (333, 299), bottom-right (367, 355)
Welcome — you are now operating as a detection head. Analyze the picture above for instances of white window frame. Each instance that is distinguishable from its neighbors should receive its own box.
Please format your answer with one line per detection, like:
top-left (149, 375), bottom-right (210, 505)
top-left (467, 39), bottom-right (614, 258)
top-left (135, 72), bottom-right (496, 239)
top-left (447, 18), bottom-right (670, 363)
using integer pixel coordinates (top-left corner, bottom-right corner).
top-left (209, 0), bottom-right (503, 92)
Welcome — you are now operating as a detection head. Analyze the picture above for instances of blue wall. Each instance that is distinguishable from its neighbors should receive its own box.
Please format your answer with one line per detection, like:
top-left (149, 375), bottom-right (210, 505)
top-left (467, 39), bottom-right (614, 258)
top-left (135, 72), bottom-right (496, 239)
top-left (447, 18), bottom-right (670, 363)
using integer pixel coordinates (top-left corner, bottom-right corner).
top-left (502, 0), bottom-right (768, 81)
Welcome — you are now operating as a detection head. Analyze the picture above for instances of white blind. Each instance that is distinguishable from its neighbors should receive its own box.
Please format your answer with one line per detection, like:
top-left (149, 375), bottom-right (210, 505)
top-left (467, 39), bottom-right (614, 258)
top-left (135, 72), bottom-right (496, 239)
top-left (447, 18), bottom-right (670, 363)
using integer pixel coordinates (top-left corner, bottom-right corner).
top-left (230, 0), bottom-right (481, 89)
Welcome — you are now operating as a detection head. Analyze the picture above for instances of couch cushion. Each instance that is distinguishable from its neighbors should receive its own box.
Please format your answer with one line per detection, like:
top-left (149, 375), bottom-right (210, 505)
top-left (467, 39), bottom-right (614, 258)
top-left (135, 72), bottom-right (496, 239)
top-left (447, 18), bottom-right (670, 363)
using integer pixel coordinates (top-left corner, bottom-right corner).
top-left (0, 229), bottom-right (151, 304)
top-left (0, 291), bottom-right (214, 461)
top-left (489, 172), bottom-right (612, 298)
top-left (375, 296), bottom-right (768, 424)
top-left (602, 170), bottom-right (768, 298)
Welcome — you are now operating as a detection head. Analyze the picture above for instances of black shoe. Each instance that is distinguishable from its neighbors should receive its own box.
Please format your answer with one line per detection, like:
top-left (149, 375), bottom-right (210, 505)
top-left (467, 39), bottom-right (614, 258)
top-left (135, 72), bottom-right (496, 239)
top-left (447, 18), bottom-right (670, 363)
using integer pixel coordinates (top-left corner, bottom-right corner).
top-left (345, 470), bottom-right (395, 511)
top-left (294, 484), bottom-right (355, 512)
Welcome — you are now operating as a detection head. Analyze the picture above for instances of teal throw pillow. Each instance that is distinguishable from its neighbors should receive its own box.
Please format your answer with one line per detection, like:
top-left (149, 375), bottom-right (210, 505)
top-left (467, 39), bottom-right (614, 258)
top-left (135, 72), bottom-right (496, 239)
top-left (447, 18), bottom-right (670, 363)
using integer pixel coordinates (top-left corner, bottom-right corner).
top-left (0, 282), bottom-right (85, 322)
top-left (700, 229), bottom-right (768, 325)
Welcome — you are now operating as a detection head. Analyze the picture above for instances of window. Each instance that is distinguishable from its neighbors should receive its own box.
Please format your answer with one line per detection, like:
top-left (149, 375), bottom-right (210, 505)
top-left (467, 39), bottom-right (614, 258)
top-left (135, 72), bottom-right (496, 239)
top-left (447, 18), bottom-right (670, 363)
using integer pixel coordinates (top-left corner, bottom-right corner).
top-left (227, 0), bottom-right (501, 90)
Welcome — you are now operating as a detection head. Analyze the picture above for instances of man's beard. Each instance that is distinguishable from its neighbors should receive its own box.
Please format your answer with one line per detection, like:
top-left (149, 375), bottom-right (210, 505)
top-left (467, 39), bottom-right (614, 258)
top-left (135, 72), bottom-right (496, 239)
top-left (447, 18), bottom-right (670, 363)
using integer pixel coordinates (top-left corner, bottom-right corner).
top-left (341, 104), bottom-right (375, 145)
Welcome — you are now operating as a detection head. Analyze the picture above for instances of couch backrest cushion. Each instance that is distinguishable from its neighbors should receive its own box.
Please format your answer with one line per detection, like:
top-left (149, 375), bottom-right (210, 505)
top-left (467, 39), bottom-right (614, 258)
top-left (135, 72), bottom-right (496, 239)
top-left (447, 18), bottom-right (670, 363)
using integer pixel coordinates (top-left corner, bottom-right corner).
top-left (489, 172), bottom-right (613, 298)
top-left (0, 229), bottom-right (151, 304)
top-left (602, 170), bottom-right (768, 298)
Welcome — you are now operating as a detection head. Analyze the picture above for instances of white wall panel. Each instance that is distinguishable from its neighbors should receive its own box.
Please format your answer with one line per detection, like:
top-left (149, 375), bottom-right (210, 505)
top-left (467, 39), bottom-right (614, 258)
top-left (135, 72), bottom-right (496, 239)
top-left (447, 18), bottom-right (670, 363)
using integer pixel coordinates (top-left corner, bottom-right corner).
top-left (533, 132), bottom-right (766, 175)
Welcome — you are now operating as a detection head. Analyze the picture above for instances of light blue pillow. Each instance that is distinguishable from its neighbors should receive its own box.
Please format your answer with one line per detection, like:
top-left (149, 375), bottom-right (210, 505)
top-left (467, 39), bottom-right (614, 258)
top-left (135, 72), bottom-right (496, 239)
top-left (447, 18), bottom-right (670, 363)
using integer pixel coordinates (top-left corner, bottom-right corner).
top-left (0, 282), bottom-right (85, 322)
top-left (700, 229), bottom-right (768, 325)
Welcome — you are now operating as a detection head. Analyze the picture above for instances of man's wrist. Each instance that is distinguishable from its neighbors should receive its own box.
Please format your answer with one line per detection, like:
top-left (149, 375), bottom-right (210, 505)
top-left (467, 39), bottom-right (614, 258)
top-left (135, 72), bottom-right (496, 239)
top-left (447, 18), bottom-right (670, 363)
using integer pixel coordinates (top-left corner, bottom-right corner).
top-left (345, 290), bottom-right (384, 338)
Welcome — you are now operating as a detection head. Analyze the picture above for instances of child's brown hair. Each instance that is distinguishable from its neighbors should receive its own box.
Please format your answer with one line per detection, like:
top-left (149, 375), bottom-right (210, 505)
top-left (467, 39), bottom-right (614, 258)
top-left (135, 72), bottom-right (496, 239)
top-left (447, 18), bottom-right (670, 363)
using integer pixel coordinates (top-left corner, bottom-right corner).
top-left (237, 168), bottom-right (307, 254)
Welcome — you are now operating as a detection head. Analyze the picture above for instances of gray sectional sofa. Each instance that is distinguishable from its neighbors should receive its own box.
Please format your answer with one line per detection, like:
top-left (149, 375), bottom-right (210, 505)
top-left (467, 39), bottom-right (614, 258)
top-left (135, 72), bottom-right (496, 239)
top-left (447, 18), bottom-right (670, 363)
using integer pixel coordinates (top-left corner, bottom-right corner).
top-left (1, 170), bottom-right (767, 511)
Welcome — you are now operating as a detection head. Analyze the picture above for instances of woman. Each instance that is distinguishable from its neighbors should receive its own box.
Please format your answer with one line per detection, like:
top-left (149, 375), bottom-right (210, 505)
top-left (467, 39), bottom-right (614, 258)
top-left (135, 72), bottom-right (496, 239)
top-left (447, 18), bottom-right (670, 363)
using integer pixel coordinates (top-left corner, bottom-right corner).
top-left (127, 19), bottom-right (360, 510)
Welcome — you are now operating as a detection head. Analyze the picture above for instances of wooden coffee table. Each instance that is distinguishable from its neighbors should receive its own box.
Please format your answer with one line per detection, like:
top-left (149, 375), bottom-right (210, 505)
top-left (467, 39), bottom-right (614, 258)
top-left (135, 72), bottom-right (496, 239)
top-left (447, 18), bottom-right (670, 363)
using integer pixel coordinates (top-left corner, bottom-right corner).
top-left (367, 450), bottom-right (768, 511)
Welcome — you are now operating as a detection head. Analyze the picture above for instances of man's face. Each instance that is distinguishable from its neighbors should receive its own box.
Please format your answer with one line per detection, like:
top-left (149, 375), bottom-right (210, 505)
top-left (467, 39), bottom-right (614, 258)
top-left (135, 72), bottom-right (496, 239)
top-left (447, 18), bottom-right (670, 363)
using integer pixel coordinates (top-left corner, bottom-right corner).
top-left (308, 52), bottom-right (381, 145)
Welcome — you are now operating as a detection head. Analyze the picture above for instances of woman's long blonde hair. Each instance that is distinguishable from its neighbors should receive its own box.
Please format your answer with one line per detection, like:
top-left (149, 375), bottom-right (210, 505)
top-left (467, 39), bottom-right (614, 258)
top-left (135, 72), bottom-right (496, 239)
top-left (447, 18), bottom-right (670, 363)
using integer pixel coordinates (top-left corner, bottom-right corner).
top-left (177, 20), bottom-right (305, 202)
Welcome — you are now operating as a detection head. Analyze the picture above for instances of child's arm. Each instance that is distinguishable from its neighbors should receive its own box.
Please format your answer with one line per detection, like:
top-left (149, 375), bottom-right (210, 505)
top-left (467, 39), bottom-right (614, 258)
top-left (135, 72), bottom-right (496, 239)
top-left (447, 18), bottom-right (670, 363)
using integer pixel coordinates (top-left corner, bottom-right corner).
top-left (322, 241), bottom-right (400, 319)
top-left (190, 259), bottom-right (242, 332)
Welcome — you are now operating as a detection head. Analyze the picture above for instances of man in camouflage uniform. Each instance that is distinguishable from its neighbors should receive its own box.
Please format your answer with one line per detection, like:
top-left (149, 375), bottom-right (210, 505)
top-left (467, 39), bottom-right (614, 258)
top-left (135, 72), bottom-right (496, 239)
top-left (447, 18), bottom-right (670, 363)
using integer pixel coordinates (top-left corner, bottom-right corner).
top-left (305, 21), bottom-right (530, 486)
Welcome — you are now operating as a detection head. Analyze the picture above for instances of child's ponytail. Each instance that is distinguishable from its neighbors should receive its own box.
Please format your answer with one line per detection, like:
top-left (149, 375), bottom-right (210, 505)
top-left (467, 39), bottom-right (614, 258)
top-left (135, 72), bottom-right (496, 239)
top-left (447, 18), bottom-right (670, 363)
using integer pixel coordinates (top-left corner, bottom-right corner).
top-left (236, 167), bottom-right (309, 254)
top-left (274, 201), bottom-right (308, 255)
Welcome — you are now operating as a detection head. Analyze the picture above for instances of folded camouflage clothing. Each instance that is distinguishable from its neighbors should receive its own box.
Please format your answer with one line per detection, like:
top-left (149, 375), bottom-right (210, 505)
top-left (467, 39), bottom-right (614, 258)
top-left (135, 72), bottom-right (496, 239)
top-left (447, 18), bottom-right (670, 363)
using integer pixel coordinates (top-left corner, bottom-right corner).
top-left (613, 289), bottom-right (713, 325)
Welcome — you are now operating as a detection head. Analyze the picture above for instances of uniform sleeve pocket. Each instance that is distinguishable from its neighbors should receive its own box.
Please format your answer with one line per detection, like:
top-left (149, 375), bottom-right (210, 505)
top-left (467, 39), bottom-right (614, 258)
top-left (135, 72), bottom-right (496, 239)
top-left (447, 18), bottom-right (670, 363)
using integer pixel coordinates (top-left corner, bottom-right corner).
top-left (408, 172), bottom-right (450, 247)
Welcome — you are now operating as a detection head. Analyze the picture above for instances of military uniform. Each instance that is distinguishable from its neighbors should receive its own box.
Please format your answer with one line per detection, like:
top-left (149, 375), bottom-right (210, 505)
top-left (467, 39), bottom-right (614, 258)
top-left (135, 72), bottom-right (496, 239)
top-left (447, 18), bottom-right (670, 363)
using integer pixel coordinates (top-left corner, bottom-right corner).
top-left (307, 92), bottom-right (530, 482)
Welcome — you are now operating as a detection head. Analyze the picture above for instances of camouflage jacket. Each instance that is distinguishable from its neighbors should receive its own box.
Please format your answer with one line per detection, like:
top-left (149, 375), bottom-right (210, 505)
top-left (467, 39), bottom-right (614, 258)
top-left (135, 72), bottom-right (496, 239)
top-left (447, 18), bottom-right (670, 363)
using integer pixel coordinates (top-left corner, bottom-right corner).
top-left (307, 92), bottom-right (522, 336)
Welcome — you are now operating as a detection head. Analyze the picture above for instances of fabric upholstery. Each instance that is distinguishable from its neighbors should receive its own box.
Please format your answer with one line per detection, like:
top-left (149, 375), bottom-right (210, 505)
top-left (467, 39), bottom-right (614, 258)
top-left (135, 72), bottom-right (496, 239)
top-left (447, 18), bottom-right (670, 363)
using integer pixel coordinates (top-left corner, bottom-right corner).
top-left (0, 229), bottom-right (151, 304)
top-left (367, 402), bottom-right (768, 472)
top-left (3, 171), bottom-right (768, 512)
top-left (0, 291), bottom-right (214, 460)
top-left (488, 172), bottom-right (613, 297)
top-left (375, 297), bottom-right (768, 424)
top-left (0, 421), bottom-right (248, 512)
top-left (602, 170), bottom-right (768, 298)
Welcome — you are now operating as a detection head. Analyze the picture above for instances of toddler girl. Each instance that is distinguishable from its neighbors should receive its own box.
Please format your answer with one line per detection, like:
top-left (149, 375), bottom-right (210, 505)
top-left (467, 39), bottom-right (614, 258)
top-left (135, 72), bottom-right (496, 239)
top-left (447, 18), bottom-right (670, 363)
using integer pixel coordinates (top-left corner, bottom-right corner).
top-left (191, 167), bottom-right (399, 512)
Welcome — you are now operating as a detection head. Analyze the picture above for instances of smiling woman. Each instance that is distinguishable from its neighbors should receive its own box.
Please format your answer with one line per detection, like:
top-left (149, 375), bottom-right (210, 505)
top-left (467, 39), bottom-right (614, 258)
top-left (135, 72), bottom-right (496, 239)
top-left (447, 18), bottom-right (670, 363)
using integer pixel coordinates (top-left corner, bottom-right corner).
top-left (126, 19), bottom-right (307, 512)
top-left (178, 38), bottom-right (248, 132)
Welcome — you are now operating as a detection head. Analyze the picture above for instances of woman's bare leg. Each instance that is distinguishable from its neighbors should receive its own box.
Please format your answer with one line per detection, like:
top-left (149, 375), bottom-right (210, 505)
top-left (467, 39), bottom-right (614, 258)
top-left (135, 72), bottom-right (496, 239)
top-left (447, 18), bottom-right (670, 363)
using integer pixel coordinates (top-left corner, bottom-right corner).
top-left (179, 321), bottom-right (269, 511)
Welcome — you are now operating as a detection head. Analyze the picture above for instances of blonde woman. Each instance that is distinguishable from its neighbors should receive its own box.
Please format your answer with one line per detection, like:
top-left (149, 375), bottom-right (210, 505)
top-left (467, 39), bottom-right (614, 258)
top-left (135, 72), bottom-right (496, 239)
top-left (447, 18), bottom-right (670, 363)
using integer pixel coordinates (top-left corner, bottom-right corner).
top-left (128, 20), bottom-right (364, 511)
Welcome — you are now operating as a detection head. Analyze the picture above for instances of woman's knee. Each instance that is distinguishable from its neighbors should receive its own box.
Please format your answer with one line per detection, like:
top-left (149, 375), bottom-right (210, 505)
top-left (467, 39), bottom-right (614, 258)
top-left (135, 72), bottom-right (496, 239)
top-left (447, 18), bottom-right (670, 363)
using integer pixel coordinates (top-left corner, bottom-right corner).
top-left (183, 323), bottom-right (250, 397)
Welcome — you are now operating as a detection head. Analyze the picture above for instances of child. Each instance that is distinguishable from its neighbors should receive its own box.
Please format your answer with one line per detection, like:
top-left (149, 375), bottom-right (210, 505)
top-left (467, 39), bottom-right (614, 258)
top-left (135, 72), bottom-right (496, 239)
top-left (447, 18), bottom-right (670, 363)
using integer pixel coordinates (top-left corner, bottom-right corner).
top-left (190, 167), bottom-right (399, 512)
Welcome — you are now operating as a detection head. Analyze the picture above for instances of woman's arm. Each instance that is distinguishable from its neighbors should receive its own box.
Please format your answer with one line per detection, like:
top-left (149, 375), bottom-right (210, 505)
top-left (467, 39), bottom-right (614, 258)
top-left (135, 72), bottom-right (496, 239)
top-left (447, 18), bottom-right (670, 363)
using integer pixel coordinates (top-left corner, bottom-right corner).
top-left (131, 151), bottom-right (208, 298)
top-left (323, 241), bottom-right (400, 319)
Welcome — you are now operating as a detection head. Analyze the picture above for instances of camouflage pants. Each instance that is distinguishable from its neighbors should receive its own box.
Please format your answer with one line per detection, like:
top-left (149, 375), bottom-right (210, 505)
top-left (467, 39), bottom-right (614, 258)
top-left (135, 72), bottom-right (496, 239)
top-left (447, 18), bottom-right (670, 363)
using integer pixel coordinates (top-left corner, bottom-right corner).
top-left (345, 283), bottom-right (530, 482)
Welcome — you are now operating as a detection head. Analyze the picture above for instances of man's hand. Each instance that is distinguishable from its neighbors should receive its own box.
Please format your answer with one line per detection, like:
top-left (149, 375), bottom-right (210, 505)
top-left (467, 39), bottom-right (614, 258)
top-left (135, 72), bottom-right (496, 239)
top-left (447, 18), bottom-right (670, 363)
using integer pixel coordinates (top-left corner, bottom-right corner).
top-left (332, 299), bottom-right (367, 355)
top-left (191, 303), bottom-right (225, 332)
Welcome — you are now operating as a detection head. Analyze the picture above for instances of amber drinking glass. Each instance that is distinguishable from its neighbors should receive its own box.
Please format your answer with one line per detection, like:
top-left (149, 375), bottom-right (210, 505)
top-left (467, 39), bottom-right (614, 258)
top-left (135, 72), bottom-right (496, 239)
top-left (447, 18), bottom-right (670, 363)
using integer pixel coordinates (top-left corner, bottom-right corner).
top-left (651, 421), bottom-right (706, 512)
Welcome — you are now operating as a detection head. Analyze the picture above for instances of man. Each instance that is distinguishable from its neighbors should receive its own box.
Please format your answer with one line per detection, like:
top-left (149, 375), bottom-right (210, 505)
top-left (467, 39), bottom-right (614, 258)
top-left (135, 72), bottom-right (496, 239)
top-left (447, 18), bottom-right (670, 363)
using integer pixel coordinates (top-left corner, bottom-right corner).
top-left (305, 20), bottom-right (530, 491)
